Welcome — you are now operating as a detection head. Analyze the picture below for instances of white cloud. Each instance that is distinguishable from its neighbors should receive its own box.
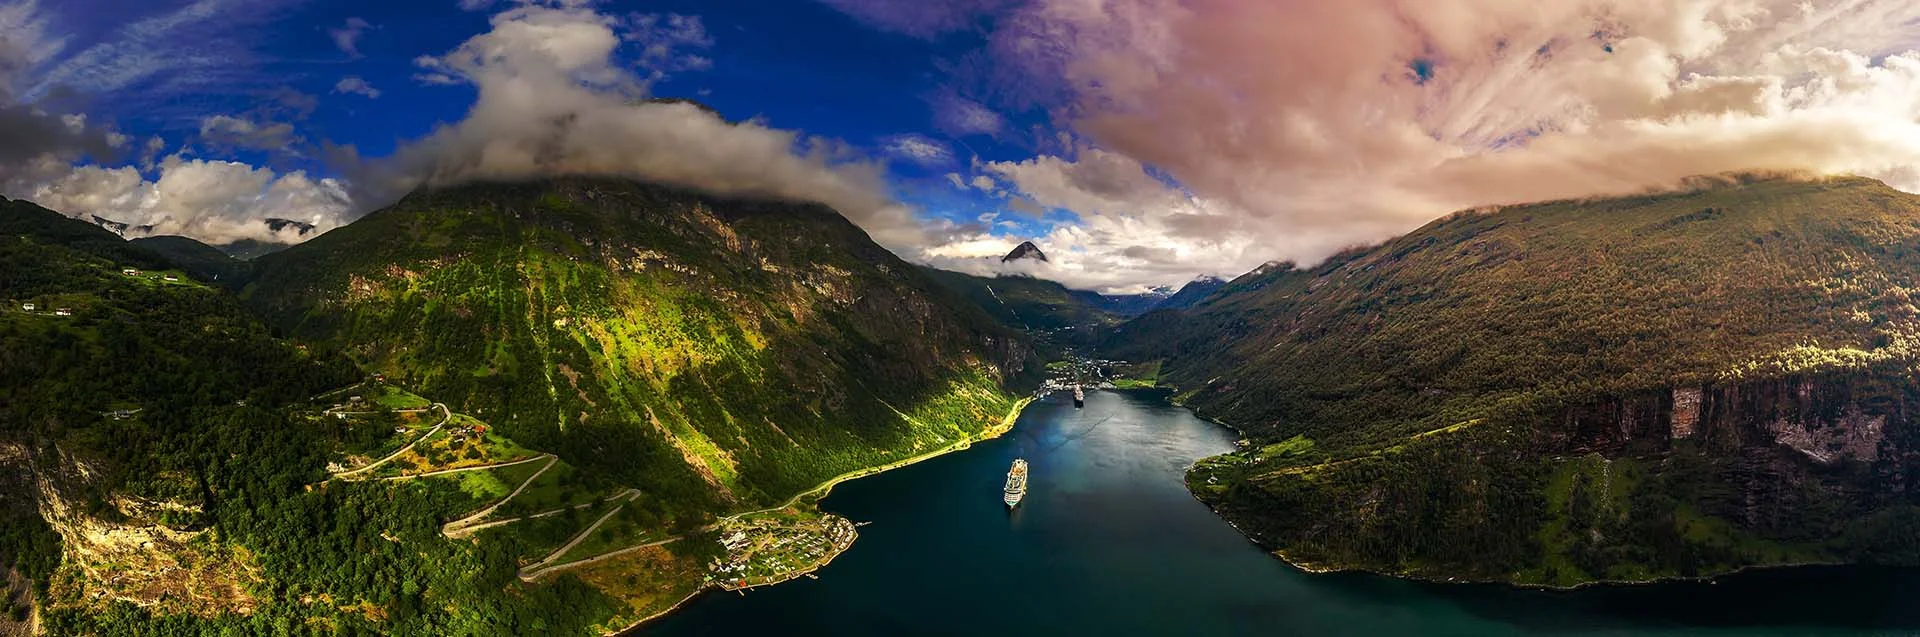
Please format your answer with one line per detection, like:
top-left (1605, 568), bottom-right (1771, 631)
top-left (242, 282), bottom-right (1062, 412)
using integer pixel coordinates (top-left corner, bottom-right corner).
top-left (629, 13), bottom-right (712, 80)
top-left (199, 114), bottom-right (297, 151)
top-left (889, 0), bottom-right (1920, 289)
top-left (930, 90), bottom-right (1003, 137)
top-left (884, 134), bottom-right (953, 165)
top-left (0, 1), bottom-right (120, 181)
top-left (27, 0), bottom-right (296, 100)
top-left (329, 17), bottom-right (372, 59)
top-left (333, 76), bottom-right (380, 99)
top-left (357, 2), bottom-right (930, 248)
top-left (919, 149), bottom-right (1284, 293)
top-left (0, 0), bottom-right (67, 99)
top-left (24, 156), bottom-right (350, 244)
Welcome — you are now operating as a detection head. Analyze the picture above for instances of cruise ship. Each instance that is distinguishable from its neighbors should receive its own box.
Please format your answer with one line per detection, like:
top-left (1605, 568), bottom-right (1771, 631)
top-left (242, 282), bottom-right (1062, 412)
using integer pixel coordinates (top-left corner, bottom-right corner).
top-left (1003, 459), bottom-right (1028, 508)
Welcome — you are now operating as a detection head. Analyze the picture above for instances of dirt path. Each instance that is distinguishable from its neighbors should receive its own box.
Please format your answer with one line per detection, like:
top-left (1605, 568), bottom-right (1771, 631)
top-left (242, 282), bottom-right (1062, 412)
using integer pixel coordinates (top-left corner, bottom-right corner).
top-left (382, 453), bottom-right (551, 482)
top-left (519, 533), bottom-right (678, 582)
top-left (439, 454), bottom-right (559, 535)
top-left (331, 403), bottom-right (448, 480)
top-left (517, 491), bottom-right (643, 579)
top-left (446, 488), bottom-right (634, 539)
top-left (308, 383), bottom-right (364, 403)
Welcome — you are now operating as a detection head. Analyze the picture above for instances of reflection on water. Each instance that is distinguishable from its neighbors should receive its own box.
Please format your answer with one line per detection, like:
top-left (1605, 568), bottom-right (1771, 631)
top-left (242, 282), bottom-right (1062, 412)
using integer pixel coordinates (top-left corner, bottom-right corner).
top-left (639, 390), bottom-right (1920, 637)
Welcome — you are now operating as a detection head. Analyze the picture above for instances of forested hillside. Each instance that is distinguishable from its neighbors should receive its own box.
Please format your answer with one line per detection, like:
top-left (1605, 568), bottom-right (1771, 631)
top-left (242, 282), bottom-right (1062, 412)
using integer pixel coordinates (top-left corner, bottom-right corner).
top-left (1115, 176), bottom-right (1920, 585)
top-left (0, 179), bottom-right (1041, 634)
top-left (129, 236), bottom-right (249, 283)
top-left (245, 178), bottom-right (1035, 522)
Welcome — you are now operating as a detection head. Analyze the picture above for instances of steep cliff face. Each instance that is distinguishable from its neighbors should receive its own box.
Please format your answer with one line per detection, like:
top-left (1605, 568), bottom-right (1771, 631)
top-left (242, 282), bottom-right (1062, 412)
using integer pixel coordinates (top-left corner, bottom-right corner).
top-left (1138, 176), bottom-right (1920, 585)
top-left (1192, 368), bottom-right (1920, 586)
top-left (21, 444), bottom-right (258, 619)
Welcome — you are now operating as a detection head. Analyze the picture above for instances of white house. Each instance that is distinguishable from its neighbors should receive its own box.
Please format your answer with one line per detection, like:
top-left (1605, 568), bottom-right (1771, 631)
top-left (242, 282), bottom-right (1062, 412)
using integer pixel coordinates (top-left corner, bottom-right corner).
top-left (20, 303), bottom-right (34, 312)
top-left (54, 308), bottom-right (72, 316)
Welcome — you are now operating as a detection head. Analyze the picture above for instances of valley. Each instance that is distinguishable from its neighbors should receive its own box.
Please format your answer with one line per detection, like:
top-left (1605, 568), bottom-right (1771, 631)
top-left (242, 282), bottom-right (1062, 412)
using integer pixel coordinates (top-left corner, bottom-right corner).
top-left (13, 1), bottom-right (1920, 634)
top-left (8, 172), bottom-right (1920, 635)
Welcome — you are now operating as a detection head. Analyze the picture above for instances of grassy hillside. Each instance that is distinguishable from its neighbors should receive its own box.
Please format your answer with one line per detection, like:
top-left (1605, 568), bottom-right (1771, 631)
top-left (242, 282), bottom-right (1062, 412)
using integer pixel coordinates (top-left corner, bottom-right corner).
top-left (1115, 176), bottom-right (1920, 585)
top-left (246, 178), bottom-right (1034, 521)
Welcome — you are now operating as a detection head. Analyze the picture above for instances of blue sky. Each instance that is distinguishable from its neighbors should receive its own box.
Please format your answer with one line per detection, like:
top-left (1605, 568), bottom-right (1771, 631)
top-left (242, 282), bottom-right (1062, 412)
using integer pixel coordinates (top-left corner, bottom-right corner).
top-left (8, 0), bottom-right (1920, 293)
top-left (7, 0), bottom-right (1072, 274)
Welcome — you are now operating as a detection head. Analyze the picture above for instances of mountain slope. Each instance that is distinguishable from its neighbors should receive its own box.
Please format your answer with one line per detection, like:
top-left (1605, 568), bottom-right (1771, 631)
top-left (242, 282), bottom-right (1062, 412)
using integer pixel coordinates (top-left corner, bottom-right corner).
top-left (130, 235), bottom-right (249, 283)
top-left (246, 178), bottom-right (1034, 520)
top-left (0, 199), bottom-right (366, 626)
top-left (1154, 276), bottom-right (1226, 311)
top-left (918, 268), bottom-right (1121, 332)
top-left (1114, 176), bottom-right (1920, 585)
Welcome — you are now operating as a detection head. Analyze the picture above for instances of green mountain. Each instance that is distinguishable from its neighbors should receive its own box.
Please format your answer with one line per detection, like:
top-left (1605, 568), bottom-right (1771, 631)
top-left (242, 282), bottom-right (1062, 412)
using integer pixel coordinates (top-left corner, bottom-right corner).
top-left (0, 199), bottom-right (388, 630)
top-left (919, 268), bottom-right (1123, 333)
top-left (1154, 276), bottom-right (1226, 311)
top-left (0, 178), bottom-right (1041, 634)
top-left (245, 178), bottom-right (1035, 519)
top-left (129, 235), bottom-right (249, 283)
top-left (1114, 176), bottom-right (1920, 586)
top-left (916, 268), bottom-right (1192, 353)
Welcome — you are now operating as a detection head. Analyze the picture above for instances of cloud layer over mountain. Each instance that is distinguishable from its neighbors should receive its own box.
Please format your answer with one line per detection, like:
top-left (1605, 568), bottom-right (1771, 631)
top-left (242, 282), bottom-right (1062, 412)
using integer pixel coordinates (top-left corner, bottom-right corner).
top-left (857, 0), bottom-right (1920, 291)
top-left (6, 0), bottom-right (1920, 291)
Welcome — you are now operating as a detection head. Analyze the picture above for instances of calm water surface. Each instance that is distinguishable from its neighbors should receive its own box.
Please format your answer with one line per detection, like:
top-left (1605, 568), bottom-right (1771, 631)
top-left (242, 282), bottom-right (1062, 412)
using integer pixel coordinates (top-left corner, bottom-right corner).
top-left (639, 390), bottom-right (1920, 636)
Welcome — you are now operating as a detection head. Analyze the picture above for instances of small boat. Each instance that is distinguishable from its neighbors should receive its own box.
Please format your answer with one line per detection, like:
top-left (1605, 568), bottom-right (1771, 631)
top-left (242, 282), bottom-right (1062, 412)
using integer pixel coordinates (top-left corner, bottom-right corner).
top-left (1004, 459), bottom-right (1028, 508)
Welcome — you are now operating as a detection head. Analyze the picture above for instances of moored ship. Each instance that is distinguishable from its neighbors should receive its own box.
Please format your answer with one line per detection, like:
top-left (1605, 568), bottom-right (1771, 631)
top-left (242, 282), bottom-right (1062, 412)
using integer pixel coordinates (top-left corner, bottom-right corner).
top-left (1003, 459), bottom-right (1028, 508)
top-left (1072, 383), bottom-right (1085, 408)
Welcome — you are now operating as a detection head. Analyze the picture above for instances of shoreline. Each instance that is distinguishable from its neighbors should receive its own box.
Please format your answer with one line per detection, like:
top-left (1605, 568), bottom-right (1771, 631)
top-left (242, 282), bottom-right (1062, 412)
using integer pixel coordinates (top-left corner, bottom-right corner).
top-left (1154, 385), bottom-right (1860, 596)
top-left (1267, 540), bottom-right (1848, 592)
top-left (717, 517), bottom-right (858, 593)
top-left (605, 396), bottom-right (1033, 636)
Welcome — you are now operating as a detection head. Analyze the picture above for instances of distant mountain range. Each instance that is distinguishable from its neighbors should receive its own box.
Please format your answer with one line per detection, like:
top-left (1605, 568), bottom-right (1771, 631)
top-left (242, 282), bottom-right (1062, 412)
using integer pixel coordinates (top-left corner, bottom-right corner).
top-left (1154, 276), bottom-right (1225, 310)
top-left (919, 267), bottom-right (1229, 352)
top-left (86, 214), bottom-right (317, 260)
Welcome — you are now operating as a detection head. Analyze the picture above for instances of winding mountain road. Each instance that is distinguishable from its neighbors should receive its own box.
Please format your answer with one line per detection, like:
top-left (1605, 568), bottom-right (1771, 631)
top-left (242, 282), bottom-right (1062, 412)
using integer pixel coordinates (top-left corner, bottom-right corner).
top-left (517, 490), bottom-right (644, 580)
top-left (382, 452), bottom-right (551, 482)
top-left (331, 403), bottom-right (449, 480)
top-left (440, 455), bottom-right (560, 537)
top-left (445, 488), bottom-right (635, 539)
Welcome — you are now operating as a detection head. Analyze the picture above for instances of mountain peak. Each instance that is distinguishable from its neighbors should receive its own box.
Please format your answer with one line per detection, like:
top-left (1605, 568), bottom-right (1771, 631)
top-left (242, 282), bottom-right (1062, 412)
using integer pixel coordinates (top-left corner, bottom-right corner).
top-left (1002, 241), bottom-right (1048, 263)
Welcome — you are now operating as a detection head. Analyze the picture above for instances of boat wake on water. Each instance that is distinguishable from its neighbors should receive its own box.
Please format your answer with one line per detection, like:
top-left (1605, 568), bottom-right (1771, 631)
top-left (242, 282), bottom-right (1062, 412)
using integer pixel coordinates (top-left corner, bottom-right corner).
top-left (1002, 404), bottom-right (1115, 508)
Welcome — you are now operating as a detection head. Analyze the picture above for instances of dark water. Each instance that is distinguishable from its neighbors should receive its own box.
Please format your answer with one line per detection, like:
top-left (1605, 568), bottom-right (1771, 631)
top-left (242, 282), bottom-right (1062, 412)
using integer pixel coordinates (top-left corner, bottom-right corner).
top-left (640, 390), bottom-right (1920, 636)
